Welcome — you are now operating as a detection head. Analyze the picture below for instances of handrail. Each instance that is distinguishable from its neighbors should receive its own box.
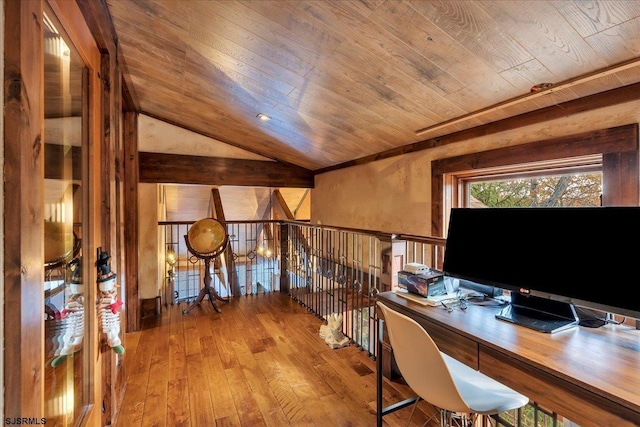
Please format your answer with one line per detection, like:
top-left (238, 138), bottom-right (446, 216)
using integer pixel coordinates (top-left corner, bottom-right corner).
top-left (159, 219), bottom-right (447, 246)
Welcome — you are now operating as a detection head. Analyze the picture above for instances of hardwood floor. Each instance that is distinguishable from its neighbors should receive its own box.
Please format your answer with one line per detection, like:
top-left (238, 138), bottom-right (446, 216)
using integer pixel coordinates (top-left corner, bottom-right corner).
top-left (114, 292), bottom-right (440, 427)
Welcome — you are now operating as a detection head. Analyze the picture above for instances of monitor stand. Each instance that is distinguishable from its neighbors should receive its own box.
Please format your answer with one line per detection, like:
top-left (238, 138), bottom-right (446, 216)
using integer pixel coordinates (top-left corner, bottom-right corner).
top-left (496, 292), bottom-right (579, 333)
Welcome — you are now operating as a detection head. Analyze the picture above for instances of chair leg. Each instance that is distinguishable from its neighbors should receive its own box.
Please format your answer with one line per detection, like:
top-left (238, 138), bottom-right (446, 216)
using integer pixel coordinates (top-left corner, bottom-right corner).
top-left (406, 396), bottom-right (421, 427)
top-left (439, 411), bottom-right (477, 427)
top-left (404, 397), bottom-right (443, 427)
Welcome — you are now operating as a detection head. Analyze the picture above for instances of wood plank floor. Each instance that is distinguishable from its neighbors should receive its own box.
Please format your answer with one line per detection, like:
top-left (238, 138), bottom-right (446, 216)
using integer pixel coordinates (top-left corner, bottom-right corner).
top-left (114, 292), bottom-right (440, 427)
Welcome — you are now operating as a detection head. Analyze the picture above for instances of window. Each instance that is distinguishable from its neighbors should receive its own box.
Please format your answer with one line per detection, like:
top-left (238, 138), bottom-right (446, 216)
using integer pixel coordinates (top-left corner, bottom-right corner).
top-left (463, 166), bottom-right (602, 208)
top-left (431, 124), bottom-right (639, 239)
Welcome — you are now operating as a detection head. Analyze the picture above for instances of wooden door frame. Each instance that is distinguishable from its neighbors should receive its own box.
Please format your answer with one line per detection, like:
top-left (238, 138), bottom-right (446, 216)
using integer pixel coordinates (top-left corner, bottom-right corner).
top-left (3, 0), bottom-right (103, 423)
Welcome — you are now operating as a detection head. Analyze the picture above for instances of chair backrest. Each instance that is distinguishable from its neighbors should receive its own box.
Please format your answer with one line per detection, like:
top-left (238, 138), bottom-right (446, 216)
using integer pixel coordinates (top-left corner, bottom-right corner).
top-left (377, 301), bottom-right (472, 414)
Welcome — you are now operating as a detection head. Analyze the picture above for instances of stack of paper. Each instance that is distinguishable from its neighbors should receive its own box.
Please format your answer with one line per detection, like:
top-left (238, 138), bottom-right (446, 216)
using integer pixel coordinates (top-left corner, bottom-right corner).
top-left (393, 288), bottom-right (459, 306)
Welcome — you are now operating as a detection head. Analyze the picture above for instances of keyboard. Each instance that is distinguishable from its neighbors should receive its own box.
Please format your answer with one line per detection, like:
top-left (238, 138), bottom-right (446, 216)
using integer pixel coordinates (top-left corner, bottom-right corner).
top-left (496, 303), bottom-right (579, 333)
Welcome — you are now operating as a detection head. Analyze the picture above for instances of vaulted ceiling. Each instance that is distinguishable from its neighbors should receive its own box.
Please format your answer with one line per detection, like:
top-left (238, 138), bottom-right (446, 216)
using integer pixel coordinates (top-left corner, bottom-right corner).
top-left (105, 0), bottom-right (640, 173)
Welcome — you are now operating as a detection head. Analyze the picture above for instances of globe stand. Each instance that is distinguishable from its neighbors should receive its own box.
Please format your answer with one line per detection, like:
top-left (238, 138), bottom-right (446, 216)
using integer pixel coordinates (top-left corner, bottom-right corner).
top-left (181, 218), bottom-right (229, 315)
top-left (182, 256), bottom-right (227, 314)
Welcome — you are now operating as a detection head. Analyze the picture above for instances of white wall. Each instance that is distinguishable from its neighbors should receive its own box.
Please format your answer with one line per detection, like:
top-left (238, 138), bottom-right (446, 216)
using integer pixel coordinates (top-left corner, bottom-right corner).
top-left (313, 99), bottom-right (640, 236)
top-left (138, 183), bottom-right (161, 299)
top-left (138, 114), bottom-right (271, 160)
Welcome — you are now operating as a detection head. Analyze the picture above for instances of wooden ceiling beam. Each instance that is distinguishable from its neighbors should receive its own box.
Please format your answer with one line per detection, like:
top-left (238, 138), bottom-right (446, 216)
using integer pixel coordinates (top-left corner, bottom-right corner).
top-left (138, 152), bottom-right (314, 188)
top-left (273, 189), bottom-right (294, 220)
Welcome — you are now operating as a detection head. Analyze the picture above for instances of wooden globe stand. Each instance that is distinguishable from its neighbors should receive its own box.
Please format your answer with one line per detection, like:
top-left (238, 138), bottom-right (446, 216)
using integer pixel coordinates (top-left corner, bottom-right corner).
top-left (182, 219), bottom-right (229, 314)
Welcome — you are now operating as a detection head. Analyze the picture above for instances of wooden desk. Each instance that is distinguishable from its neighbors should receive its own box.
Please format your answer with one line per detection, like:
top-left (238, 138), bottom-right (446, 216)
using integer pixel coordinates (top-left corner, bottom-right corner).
top-left (375, 291), bottom-right (640, 427)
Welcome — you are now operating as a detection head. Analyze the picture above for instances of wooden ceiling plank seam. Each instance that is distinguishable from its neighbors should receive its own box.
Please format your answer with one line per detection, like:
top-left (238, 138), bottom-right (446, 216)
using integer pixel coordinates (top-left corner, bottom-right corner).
top-left (369, 1), bottom-right (511, 96)
top-left (406, 0), bottom-right (534, 73)
top-left (317, 81), bottom-right (640, 175)
top-left (187, 3), bottom-right (317, 79)
top-left (482, 0), bottom-right (610, 79)
top-left (553, 0), bottom-right (640, 38)
top-left (583, 16), bottom-right (640, 66)
top-left (185, 27), bottom-right (305, 92)
top-left (239, 0), bottom-right (344, 55)
top-left (416, 57), bottom-right (640, 136)
top-left (207, 1), bottom-right (325, 70)
top-left (315, 0), bottom-right (468, 102)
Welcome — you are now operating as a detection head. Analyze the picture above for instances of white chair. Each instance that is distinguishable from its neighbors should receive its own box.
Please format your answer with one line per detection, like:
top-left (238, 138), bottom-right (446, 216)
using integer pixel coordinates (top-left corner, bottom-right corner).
top-left (377, 301), bottom-right (529, 426)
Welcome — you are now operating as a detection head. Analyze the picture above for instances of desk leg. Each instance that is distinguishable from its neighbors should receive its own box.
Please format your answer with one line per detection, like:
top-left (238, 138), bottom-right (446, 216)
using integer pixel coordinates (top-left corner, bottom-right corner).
top-left (377, 318), bottom-right (383, 427)
top-left (377, 317), bottom-right (418, 427)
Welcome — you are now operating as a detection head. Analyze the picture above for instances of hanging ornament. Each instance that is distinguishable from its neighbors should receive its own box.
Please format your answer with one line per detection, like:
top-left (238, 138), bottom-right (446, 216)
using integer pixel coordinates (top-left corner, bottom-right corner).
top-left (96, 248), bottom-right (125, 355)
top-left (51, 256), bottom-right (85, 367)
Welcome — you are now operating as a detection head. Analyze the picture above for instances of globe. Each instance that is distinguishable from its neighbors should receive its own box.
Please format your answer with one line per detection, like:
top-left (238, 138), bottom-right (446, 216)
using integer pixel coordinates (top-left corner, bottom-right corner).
top-left (186, 218), bottom-right (228, 257)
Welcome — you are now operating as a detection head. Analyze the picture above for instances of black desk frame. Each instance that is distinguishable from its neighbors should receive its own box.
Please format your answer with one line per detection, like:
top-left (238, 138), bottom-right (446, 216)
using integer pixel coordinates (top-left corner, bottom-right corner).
top-left (376, 318), bottom-right (417, 426)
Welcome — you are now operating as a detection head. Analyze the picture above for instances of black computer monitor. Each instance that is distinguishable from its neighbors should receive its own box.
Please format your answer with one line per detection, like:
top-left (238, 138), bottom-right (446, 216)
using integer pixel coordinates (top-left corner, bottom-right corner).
top-left (443, 207), bottom-right (640, 321)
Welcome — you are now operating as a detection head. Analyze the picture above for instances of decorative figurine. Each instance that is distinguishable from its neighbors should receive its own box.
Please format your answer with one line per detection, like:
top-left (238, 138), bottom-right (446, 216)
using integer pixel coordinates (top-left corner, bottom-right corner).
top-left (319, 312), bottom-right (350, 349)
top-left (96, 249), bottom-right (125, 355)
top-left (51, 256), bottom-right (85, 367)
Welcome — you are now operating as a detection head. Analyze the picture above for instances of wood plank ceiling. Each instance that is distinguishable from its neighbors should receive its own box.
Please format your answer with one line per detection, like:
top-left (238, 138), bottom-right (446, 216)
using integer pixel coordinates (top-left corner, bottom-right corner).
top-left (105, 0), bottom-right (640, 173)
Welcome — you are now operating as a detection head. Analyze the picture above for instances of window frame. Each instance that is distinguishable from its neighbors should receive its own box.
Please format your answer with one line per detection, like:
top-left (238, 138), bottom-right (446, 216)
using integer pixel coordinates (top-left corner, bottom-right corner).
top-left (460, 156), bottom-right (603, 208)
top-left (431, 124), bottom-right (639, 246)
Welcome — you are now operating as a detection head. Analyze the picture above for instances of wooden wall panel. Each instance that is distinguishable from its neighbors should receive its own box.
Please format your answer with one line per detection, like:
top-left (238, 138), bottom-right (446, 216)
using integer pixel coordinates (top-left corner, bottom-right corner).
top-left (3, 0), bottom-right (45, 418)
top-left (76, 0), bottom-right (129, 421)
top-left (603, 150), bottom-right (640, 206)
top-left (124, 112), bottom-right (140, 332)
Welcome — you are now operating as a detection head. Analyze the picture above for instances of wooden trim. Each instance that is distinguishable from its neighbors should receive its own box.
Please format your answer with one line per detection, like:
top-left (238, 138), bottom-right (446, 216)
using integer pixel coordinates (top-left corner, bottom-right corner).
top-left (48, 0), bottom-right (100, 70)
top-left (75, 0), bottom-right (117, 54)
top-left (98, 48), bottom-right (121, 427)
top-left (124, 112), bottom-right (140, 332)
top-left (603, 150), bottom-right (640, 206)
top-left (77, 1), bottom-right (130, 418)
top-left (99, 54), bottom-right (114, 251)
top-left (138, 152), bottom-right (314, 188)
top-left (111, 50), bottom-right (127, 427)
top-left (316, 82), bottom-right (640, 175)
top-left (119, 53), bottom-right (140, 113)
top-left (432, 124), bottom-right (638, 175)
top-left (3, 0), bottom-right (45, 418)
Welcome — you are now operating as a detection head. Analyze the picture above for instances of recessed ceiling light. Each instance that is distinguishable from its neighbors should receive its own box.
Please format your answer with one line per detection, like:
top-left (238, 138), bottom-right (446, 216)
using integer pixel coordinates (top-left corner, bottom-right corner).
top-left (256, 113), bottom-right (271, 121)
